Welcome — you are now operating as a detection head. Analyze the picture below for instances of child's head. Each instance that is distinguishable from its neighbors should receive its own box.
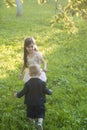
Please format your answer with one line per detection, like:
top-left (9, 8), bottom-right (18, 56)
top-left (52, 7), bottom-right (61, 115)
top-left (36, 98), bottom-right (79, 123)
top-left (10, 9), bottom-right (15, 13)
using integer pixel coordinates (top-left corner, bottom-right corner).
top-left (29, 64), bottom-right (41, 77)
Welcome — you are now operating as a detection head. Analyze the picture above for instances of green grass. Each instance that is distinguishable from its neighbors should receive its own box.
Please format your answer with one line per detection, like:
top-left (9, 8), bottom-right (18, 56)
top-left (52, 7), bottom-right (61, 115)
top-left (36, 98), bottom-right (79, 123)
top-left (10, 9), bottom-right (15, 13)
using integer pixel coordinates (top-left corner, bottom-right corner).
top-left (0, 0), bottom-right (87, 130)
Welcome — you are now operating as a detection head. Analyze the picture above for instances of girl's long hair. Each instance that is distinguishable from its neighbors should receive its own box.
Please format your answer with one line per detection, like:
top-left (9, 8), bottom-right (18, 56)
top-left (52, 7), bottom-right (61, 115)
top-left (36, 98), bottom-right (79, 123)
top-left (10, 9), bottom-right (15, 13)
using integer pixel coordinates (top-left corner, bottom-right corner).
top-left (24, 37), bottom-right (38, 67)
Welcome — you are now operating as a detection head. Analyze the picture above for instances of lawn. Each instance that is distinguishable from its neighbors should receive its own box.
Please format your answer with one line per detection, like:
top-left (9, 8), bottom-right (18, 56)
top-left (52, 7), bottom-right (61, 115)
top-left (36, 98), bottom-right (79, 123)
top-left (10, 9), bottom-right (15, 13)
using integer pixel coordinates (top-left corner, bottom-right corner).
top-left (0, 0), bottom-right (87, 130)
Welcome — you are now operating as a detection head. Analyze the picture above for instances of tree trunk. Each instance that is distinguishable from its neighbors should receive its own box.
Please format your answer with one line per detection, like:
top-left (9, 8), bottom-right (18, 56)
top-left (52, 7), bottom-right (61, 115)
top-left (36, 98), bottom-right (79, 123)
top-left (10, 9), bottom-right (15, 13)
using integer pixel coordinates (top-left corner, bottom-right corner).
top-left (15, 0), bottom-right (23, 16)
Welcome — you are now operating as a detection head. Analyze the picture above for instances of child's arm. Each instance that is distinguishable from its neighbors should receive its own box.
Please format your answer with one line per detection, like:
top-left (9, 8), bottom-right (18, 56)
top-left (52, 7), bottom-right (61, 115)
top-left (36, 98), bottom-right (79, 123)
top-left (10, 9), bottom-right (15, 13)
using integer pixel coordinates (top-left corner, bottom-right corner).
top-left (44, 87), bottom-right (52, 95)
top-left (42, 82), bottom-right (52, 95)
top-left (14, 84), bottom-right (28, 98)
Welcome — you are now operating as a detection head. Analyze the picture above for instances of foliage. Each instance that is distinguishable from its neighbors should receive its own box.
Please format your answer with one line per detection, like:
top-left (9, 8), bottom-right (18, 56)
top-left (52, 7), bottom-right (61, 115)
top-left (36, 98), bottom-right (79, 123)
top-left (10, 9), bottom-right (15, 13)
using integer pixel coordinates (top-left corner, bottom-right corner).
top-left (5, 0), bottom-right (16, 7)
top-left (65, 0), bottom-right (87, 19)
top-left (4, 0), bottom-right (23, 8)
top-left (37, 0), bottom-right (47, 4)
top-left (3, 0), bottom-right (87, 33)
top-left (51, 0), bottom-right (87, 33)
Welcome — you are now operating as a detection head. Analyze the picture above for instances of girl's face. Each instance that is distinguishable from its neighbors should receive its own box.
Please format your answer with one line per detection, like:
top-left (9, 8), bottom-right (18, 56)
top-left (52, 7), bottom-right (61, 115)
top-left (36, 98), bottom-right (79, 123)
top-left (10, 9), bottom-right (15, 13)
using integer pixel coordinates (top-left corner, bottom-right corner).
top-left (25, 43), bottom-right (34, 54)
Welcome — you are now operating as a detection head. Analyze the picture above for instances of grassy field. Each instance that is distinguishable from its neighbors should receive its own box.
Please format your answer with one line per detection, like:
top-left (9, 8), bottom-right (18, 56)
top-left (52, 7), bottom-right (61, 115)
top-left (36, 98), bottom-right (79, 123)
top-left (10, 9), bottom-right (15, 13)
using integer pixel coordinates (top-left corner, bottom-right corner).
top-left (0, 0), bottom-right (87, 130)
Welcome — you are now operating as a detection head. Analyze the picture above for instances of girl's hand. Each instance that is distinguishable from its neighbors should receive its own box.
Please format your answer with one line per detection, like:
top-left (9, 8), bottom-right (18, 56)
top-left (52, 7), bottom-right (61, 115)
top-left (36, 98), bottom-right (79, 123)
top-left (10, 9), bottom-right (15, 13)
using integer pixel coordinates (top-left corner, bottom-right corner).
top-left (43, 68), bottom-right (47, 73)
top-left (19, 73), bottom-right (23, 80)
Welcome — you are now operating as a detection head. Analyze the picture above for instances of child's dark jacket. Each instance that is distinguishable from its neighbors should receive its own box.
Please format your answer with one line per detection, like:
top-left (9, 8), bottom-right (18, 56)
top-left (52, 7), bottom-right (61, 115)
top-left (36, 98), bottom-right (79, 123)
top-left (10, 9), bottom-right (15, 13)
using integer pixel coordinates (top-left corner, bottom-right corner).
top-left (17, 78), bottom-right (52, 106)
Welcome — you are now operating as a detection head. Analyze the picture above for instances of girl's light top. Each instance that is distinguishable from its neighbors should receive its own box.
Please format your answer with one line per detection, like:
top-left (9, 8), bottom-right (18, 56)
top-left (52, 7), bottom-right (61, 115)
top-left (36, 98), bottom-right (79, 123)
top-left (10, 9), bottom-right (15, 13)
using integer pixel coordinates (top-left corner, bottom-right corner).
top-left (27, 51), bottom-right (42, 67)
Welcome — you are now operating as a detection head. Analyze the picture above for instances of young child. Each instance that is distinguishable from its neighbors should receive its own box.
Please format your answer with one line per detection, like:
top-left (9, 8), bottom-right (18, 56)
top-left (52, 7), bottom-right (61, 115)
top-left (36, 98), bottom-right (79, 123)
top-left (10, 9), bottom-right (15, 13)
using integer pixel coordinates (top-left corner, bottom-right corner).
top-left (14, 64), bottom-right (52, 130)
top-left (19, 36), bottom-right (47, 83)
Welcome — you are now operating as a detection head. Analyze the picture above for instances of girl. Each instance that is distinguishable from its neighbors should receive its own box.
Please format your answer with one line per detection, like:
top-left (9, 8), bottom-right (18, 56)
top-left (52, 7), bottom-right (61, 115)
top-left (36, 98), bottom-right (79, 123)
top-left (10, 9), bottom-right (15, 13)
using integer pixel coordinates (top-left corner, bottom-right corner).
top-left (19, 37), bottom-right (47, 83)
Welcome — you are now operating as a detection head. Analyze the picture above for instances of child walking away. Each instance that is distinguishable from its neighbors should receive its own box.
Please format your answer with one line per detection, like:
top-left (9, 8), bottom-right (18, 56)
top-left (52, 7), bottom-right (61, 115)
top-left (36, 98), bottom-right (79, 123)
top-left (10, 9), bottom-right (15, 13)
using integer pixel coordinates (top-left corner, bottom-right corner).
top-left (19, 36), bottom-right (47, 83)
top-left (14, 64), bottom-right (52, 130)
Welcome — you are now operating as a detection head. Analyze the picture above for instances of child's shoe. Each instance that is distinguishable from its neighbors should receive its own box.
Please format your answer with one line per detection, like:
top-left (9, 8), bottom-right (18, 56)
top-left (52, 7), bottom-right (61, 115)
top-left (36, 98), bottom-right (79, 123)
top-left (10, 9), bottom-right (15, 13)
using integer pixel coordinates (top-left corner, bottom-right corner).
top-left (37, 122), bottom-right (43, 130)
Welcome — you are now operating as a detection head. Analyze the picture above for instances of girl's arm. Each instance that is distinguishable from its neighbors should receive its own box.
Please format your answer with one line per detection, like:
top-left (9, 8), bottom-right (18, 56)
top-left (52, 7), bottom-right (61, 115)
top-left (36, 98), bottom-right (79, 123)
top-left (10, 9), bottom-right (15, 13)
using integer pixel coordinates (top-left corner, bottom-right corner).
top-left (19, 64), bottom-right (26, 79)
top-left (41, 58), bottom-right (47, 72)
top-left (37, 51), bottom-right (47, 72)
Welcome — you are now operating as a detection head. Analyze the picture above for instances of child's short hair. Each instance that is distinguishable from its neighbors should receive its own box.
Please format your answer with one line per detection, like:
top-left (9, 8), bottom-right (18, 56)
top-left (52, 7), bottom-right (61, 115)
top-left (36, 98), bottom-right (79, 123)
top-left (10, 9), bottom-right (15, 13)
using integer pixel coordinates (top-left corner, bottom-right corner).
top-left (29, 64), bottom-right (41, 76)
